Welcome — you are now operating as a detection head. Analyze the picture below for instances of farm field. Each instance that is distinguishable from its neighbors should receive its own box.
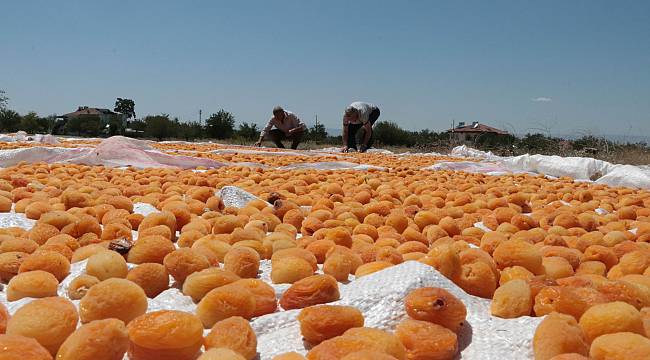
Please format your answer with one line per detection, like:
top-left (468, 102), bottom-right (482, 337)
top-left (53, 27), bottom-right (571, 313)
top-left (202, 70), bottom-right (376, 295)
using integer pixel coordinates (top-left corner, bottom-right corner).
top-left (0, 134), bottom-right (649, 359)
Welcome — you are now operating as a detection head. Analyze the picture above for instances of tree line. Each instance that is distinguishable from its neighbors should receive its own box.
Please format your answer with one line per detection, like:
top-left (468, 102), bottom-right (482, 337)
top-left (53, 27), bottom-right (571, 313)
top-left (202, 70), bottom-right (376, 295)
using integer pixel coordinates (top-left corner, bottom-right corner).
top-left (1, 90), bottom-right (647, 157)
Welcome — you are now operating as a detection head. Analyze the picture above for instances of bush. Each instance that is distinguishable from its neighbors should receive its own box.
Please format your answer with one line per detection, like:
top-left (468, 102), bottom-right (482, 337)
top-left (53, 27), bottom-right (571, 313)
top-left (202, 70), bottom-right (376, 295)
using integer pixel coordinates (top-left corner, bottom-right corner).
top-left (373, 121), bottom-right (415, 147)
top-left (307, 123), bottom-right (328, 142)
top-left (236, 122), bottom-right (259, 140)
top-left (0, 109), bottom-right (21, 132)
top-left (143, 114), bottom-right (173, 140)
top-left (206, 110), bottom-right (235, 139)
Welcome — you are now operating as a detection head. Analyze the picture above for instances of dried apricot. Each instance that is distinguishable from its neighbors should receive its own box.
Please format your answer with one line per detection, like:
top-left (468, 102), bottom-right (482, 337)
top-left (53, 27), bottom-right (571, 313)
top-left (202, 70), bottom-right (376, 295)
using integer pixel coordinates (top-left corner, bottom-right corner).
top-left (280, 274), bottom-right (340, 310)
top-left (196, 282), bottom-right (256, 328)
top-left (56, 318), bottom-right (129, 360)
top-left (404, 287), bottom-right (466, 332)
top-left (589, 332), bottom-right (650, 360)
top-left (79, 278), bottom-right (148, 324)
top-left (533, 312), bottom-right (589, 360)
top-left (6, 297), bottom-right (78, 355)
top-left (491, 279), bottom-right (532, 318)
top-left (298, 305), bottom-right (364, 344)
top-left (127, 310), bottom-right (203, 360)
top-left (204, 316), bottom-right (257, 360)
top-left (578, 301), bottom-right (644, 343)
top-left (395, 319), bottom-right (458, 360)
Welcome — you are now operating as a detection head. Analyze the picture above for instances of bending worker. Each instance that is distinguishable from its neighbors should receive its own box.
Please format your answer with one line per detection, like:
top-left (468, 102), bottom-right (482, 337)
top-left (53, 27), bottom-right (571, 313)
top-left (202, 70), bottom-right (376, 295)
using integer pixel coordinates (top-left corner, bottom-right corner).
top-left (342, 101), bottom-right (380, 153)
top-left (255, 106), bottom-right (307, 149)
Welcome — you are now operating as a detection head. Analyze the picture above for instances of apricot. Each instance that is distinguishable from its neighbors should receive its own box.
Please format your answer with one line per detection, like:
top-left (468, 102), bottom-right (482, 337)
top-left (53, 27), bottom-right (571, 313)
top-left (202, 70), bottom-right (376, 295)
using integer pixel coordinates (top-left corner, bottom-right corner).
top-left (28, 222), bottom-right (60, 245)
top-left (589, 332), bottom-right (650, 360)
top-left (355, 261), bottom-right (394, 277)
top-left (127, 235), bottom-right (175, 264)
top-left (456, 260), bottom-right (498, 299)
top-left (0, 334), bottom-right (53, 360)
top-left (126, 263), bottom-right (170, 298)
top-left (224, 247), bottom-right (260, 279)
top-left (127, 310), bottom-right (204, 360)
top-left (196, 283), bottom-right (256, 328)
top-left (555, 286), bottom-right (608, 320)
top-left (298, 305), bottom-right (365, 345)
top-left (490, 279), bottom-right (532, 318)
top-left (404, 287), bottom-right (466, 333)
top-left (0, 237), bottom-right (38, 254)
top-left (533, 312), bottom-right (589, 360)
top-left (79, 278), bottom-right (148, 324)
top-left (163, 248), bottom-right (210, 283)
top-left (231, 278), bottom-right (278, 317)
top-left (306, 336), bottom-right (387, 360)
top-left (7, 270), bottom-right (59, 301)
top-left (272, 256), bottom-right (314, 284)
top-left (543, 256), bottom-right (575, 280)
top-left (342, 327), bottom-right (406, 359)
top-left (85, 250), bottom-right (128, 280)
top-left (493, 239), bottom-right (544, 275)
top-left (198, 348), bottom-right (246, 359)
top-left (6, 297), bottom-right (78, 355)
top-left (280, 274), bottom-right (340, 310)
top-left (579, 301), bottom-right (644, 343)
top-left (395, 319), bottom-right (458, 360)
top-left (182, 268), bottom-right (239, 302)
top-left (204, 316), bottom-right (257, 360)
top-left (56, 318), bottom-right (129, 360)
top-left (0, 251), bottom-right (28, 282)
top-left (341, 351), bottom-right (398, 360)
top-left (67, 274), bottom-right (101, 300)
top-left (18, 250), bottom-right (70, 281)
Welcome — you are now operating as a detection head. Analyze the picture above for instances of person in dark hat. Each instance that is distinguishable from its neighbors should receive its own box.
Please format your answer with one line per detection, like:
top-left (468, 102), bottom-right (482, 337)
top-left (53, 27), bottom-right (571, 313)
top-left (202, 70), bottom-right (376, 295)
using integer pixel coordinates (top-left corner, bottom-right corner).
top-left (341, 101), bottom-right (380, 153)
top-left (255, 106), bottom-right (307, 149)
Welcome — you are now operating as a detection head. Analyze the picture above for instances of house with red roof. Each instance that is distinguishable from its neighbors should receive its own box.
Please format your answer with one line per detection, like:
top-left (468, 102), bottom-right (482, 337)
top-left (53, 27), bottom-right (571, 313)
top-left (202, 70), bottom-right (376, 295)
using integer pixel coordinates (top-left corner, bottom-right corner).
top-left (447, 121), bottom-right (509, 144)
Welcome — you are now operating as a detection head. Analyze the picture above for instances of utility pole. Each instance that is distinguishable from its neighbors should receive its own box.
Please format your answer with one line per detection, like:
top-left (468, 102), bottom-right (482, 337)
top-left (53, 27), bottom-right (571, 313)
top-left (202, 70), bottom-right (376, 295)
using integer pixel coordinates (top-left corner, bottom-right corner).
top-left (315, 114), bottom-right (319, 126)
top-left (199, 109), bottom-right (202, 125)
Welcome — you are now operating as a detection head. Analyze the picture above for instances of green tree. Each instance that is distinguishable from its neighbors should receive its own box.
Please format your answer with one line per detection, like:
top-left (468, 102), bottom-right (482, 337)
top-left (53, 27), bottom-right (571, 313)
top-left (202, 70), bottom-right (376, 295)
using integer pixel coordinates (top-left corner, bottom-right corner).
top-left (236, 122), bottom-right (259, 140)
top-left (107, 114), bottom-right (125, 136)
top-left (0, 90), bottom-right (8, 110)
top-left (373, 121), bottom-right (414, 146)
top-left (307, 123), bottom-right (328, 141)
top-left (78, 114), bottom-right (101, 136)
top-left (0, 109), bottom-right (20, 132)
top-left (143, 114), bottom-right (172, 140)
top-left (206, 110), bottom-right (235, 139)
top-left (19, 112), bottom-right (40, 133)
top-left (114, 98), bottom-right (136, 119)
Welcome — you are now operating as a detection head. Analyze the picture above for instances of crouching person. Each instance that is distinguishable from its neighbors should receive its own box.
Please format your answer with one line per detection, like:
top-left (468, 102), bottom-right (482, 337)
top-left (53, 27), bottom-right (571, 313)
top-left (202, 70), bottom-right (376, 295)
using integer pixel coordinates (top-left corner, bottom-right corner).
top-left (341, 101), bottom-right (380, 153)
top-left (255, 106), bottom-right (306, 149)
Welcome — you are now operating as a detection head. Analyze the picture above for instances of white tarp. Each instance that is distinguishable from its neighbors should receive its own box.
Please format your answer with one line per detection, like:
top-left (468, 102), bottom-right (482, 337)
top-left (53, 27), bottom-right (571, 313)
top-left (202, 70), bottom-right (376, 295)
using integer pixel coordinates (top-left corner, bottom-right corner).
top-left (450, 145), bottom-right (650, 190)
top-left (0, 188), bottom-right (542, 359)
top-left (0, 136), bottom-right (227, 169)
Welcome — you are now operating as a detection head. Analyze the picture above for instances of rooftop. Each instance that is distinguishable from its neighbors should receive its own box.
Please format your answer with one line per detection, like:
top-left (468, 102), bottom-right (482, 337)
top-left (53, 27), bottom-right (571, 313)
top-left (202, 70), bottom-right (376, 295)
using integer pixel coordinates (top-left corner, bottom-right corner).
top-left (448, 121), bottom-right (509, 135)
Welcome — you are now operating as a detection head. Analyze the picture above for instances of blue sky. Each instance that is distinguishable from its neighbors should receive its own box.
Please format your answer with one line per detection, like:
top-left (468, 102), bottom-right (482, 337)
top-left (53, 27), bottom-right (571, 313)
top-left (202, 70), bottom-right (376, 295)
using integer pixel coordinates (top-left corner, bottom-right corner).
top-left (1, 0), bottom-right (649, 137)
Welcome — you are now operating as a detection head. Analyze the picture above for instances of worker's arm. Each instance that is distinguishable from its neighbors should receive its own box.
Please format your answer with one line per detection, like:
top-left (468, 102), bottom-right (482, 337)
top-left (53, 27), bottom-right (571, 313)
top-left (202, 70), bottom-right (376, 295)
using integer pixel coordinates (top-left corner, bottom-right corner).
top-left (341, 122), bottom-right (349, 152)
top-left (359, 122), bottom-right (372, 152)
top-left (255, 118), bottom-right (274, 146)
top-left (288, 113), bottom-right (307, 134)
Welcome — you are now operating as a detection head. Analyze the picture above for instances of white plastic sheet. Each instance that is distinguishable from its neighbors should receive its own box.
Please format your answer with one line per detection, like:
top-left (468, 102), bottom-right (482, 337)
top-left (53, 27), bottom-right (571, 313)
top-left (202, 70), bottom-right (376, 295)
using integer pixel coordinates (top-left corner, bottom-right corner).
top-left (0, 136), bottom-right (227, 169)
top-left (0, 187), bottom-right (545, 359)
top-left (450, 145), bottom-right (650, 190)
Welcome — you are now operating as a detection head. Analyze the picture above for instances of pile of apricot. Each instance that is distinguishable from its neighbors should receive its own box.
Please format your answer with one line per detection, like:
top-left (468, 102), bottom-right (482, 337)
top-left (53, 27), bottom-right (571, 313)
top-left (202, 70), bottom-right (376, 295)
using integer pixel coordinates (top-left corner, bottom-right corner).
top-left (0, 150), bottom-right (648, 359)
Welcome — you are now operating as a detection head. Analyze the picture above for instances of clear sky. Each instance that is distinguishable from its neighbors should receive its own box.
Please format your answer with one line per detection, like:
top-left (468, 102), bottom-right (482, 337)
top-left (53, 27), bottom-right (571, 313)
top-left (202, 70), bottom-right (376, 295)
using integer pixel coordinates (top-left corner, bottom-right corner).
top-left (1, 0), bottom-right (649, 137)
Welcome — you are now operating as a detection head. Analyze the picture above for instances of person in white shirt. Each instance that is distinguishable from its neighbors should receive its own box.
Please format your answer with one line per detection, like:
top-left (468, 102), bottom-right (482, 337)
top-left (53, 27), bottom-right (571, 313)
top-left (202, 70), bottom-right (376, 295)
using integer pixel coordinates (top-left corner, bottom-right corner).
top-left (255, 106), bottom-right (307, 149)
top-left (341, 101), bottom-right (380, 153)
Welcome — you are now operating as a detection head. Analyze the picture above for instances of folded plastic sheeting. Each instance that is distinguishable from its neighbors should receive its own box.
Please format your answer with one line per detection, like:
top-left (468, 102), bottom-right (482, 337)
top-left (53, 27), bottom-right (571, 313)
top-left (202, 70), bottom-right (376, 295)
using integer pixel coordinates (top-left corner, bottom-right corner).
top-left (450, 145), bottom-right (650, 190)
top-left (0, 136), bottom-right (227, 169)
